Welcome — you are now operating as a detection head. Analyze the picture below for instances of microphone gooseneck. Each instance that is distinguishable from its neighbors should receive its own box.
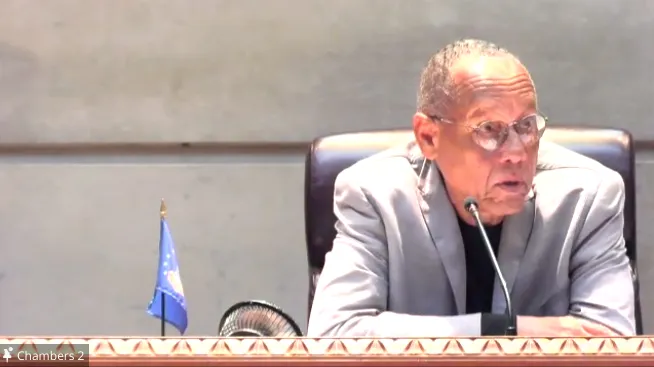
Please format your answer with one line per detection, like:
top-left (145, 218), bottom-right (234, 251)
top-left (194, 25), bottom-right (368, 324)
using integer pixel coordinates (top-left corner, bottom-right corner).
top-left (464, 197), bottom-right (517, 336)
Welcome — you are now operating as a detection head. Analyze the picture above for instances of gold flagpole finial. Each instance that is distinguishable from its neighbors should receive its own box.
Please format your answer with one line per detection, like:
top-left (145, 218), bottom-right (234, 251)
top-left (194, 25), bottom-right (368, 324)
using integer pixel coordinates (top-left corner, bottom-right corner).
top-left (160, 198), bottom-right (167, 218)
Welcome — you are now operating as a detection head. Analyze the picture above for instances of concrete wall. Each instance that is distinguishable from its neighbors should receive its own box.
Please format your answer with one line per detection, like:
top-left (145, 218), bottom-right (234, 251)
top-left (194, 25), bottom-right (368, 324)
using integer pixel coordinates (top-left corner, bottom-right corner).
top-left (0, 0), bottom-right (653, 335)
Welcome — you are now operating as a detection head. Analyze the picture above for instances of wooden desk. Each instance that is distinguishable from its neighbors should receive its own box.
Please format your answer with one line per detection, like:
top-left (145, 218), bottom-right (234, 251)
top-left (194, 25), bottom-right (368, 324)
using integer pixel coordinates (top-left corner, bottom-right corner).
top-left (1, 337), bottom-right (653, 366)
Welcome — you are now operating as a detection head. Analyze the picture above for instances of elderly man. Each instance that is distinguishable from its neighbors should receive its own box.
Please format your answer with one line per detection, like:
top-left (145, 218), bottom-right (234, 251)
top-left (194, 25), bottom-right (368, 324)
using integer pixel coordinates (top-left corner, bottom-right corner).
top-left (307, 39), bottom-right (635, 337)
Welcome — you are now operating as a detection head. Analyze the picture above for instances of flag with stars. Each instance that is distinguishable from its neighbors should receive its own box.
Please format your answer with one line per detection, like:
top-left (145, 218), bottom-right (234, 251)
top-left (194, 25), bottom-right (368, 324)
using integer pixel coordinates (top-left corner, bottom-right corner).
top-left (147, 216), bottom-right (188, 335)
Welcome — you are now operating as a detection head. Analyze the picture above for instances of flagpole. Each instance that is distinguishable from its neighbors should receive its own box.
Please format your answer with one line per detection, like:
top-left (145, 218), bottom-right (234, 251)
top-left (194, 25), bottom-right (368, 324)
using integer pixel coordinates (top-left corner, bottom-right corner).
top-left (160, 198), bottom-right (167, 337)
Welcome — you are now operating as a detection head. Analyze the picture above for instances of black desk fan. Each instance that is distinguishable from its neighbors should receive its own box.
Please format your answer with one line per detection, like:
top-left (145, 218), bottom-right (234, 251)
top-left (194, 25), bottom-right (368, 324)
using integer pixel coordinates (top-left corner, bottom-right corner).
top-left (217, 300), bottom-right (303, 337)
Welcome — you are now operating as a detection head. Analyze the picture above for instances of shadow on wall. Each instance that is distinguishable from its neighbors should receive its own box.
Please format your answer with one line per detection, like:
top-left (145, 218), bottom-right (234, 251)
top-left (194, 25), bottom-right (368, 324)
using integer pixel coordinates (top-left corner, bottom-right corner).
top-left (303, 0), bottom-right (654, 136)
top-left (306, 25), bottom-right (536, 137)
top-left (0, 42), bottom-right (40, 144)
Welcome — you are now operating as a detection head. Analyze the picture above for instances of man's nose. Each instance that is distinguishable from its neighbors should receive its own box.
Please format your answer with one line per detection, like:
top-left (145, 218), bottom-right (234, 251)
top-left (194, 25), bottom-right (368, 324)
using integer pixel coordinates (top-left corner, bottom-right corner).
top-left (498, 129), bottom-right (528, 164)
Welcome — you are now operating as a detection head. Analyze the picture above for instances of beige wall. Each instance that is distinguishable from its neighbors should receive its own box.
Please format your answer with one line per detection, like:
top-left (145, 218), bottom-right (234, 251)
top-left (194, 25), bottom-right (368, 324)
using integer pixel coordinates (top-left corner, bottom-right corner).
top-left (0, 0), bottom-right (653, 335)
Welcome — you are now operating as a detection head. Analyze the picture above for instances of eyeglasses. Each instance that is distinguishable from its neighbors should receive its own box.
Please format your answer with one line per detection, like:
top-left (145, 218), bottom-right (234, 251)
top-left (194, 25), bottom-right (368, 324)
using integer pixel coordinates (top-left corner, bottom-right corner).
top-left (429, 113), bottom-right (548, 152)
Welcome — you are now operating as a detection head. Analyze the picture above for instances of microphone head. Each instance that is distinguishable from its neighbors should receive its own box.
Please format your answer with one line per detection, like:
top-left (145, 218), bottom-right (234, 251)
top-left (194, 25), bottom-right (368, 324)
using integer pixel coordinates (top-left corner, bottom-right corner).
top-left (463, 197), bottom-right (479, 213)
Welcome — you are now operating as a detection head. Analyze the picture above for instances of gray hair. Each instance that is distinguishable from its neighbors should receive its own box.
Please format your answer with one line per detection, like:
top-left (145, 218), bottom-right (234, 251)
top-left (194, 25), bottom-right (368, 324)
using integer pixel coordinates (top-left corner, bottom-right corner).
top-left (416, 39), bottom-right (522, 117)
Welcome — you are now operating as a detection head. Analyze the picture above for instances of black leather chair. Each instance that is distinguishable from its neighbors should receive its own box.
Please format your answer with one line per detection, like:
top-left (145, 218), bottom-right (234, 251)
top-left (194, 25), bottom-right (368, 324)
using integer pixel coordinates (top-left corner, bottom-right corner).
top-left (304, 127), bottom-right (642, 334)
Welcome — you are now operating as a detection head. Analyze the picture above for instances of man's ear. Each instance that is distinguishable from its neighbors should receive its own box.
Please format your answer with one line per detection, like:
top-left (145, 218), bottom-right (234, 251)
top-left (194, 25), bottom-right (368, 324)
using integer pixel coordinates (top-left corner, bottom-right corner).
top-left (412, 112), bottom-right (439, 160)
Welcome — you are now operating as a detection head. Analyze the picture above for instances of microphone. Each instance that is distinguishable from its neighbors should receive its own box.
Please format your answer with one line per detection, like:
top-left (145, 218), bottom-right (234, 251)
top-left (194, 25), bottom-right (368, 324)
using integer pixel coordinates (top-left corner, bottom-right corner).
top-left (463, 197), bottom-right (517, 336)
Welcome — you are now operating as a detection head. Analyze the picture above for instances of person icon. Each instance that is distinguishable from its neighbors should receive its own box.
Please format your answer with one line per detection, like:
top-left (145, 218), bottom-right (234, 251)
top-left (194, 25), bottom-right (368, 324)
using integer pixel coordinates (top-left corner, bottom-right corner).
top-left (2, 347), bottom-right (13, 361)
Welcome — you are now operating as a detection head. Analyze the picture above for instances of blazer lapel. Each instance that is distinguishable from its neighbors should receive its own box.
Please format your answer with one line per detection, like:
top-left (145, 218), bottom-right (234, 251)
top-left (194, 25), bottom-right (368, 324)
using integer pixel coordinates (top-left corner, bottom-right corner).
top-left (492, 188), bottom-right (536, 313)
top-left (415, 158), bottom-right (467, 314)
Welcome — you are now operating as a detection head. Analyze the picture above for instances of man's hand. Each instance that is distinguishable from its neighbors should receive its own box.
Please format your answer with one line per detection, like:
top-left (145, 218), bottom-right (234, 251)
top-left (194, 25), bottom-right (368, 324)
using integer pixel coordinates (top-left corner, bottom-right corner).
top-left (518, 316), bottom-right (620, 337)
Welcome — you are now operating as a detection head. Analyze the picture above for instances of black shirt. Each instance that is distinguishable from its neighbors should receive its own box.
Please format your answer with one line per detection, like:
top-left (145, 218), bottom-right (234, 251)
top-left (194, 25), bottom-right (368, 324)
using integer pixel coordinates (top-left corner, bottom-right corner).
top-left (457, 216), bottom-right (509, 335)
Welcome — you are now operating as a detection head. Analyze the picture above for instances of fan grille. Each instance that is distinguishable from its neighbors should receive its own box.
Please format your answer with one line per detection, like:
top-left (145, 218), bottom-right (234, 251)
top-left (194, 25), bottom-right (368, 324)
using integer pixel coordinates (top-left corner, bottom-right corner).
top-left (219, 302), bottom-right (301, 337)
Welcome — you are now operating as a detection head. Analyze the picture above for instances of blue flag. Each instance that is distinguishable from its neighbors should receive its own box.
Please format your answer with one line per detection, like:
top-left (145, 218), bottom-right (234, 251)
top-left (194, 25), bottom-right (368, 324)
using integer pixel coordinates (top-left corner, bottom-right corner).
top-left (147, 217), bottom-right (188, 335)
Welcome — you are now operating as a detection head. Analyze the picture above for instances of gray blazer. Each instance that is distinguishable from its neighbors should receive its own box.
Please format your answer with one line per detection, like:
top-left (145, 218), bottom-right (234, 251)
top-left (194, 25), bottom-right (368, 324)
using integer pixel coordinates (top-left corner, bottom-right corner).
top-left (307, 140), bottom-right (636, 337)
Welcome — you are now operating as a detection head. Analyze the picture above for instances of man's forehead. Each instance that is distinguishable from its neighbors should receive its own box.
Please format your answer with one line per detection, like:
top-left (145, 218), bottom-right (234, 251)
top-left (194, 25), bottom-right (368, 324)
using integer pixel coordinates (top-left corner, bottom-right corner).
top-left (444, 54), bottom-right (535, 118)
top-left (450, 54), bottom-right (528, 83)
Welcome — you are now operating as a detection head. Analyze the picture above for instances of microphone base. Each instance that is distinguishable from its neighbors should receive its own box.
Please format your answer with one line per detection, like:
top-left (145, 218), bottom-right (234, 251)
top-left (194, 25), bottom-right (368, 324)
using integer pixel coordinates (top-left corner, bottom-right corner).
top-left (504, 325), bottom-right (517, 336)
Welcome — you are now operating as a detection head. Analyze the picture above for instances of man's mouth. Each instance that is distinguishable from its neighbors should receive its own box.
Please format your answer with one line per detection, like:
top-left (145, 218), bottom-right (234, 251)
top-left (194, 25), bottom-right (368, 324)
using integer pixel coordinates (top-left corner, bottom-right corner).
top-left (496, 180), bottom-right (527, 191)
